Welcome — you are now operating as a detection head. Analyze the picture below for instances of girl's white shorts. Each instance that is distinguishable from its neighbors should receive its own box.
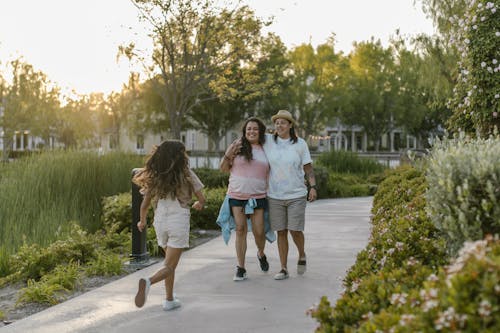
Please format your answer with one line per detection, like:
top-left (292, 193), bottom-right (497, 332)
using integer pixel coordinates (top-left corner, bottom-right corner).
top-left (153, 198), bottom-right (190, 249)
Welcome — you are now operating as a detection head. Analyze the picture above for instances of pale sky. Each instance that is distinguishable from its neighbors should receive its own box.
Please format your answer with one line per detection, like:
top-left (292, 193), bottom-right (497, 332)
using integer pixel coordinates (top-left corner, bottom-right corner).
top-left (0, 0), bottom-right (435, 96)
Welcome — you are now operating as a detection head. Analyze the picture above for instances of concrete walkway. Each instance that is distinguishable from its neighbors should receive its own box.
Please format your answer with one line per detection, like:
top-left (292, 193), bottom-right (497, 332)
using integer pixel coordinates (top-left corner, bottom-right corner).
top-left (2, 197), bottom-right (372, 333)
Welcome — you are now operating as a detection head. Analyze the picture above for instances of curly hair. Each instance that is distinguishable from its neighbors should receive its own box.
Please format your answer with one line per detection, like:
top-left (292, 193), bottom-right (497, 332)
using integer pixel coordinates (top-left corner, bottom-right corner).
top-left (238, 117), bottom-right (266, 162)
top-left (133, 140), bottom-right (193, 201)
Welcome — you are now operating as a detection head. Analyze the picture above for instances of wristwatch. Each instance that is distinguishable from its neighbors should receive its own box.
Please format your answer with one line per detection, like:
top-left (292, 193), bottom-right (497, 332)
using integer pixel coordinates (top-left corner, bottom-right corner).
top-left (309, 185), bottom-right (317, 190)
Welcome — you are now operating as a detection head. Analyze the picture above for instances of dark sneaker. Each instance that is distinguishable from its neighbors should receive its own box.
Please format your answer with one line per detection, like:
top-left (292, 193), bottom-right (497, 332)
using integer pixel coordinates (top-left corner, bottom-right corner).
top-left (258, 253), bottom-right (269, 272)
top-left (274, 269), bottom-right (289, 280)
top-left (297, 256), bottom-right (307, 275)
top-left (233, 266), bottom-right (247, 281)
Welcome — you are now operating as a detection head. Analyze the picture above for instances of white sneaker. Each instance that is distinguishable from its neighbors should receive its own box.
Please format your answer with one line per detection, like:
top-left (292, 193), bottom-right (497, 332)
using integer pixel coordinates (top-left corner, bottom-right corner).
top-left (135, 278), bottom-right (151, 308)
top-left (162, 298), bottom-right (181, 311)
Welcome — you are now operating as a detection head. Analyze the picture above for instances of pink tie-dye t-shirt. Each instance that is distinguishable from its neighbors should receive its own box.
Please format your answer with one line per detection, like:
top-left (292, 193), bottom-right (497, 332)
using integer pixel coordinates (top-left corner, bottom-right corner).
top-left (227, 144), bottom-right (269, 200)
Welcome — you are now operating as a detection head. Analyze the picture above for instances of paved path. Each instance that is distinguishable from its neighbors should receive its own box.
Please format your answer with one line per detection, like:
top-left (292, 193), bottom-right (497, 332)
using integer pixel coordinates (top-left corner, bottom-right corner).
top-left (2, 197), bottom-right (372, 333)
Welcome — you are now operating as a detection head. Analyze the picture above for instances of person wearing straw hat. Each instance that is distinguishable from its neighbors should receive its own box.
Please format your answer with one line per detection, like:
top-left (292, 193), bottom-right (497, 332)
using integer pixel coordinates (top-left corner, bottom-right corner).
top-left (263, 110), bottom-right (317, 280)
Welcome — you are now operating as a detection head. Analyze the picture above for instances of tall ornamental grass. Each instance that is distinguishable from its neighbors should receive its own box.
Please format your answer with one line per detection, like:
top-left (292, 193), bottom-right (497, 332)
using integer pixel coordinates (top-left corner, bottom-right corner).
top-left (426, 133), bottom-right (500, 256)
top-left (316, 150), bottom-right (386, 176)
top-left (0, 150), bottom-right (144, 275)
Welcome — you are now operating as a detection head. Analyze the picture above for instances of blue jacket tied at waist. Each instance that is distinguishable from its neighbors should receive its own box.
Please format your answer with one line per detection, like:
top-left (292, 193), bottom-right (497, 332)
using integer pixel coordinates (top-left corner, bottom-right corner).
top-left (216, 195), bottom-right (276, 245)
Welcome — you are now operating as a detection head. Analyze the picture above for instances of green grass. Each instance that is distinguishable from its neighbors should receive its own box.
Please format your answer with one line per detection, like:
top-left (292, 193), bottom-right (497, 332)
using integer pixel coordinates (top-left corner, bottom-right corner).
top-left (316, 150), bottom-right (386, 176)
top-left (0, 150), bottom-right (144, 276)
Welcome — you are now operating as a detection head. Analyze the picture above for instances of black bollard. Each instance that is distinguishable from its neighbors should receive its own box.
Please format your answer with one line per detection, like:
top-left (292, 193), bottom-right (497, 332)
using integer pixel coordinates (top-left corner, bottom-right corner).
top-left (130, 168), bottom-right (149, 263)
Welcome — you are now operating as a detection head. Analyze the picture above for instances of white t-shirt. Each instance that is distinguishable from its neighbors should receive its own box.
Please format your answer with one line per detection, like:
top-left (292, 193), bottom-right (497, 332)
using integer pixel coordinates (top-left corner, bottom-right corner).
top-left (263, 133), bottom-right (312, 200)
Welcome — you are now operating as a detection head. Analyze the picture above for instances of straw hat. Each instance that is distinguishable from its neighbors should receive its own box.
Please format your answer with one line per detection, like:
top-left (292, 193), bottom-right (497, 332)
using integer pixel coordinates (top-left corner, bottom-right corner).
top-left (271, 110), bottom-right (296, 126)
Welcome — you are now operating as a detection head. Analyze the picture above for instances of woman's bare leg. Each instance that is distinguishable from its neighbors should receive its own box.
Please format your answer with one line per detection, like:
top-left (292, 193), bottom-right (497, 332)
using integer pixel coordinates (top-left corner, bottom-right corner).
top-left (250, 209), bottom-right (265, 257)
top-left (232, 206), bottom-right (248, 268)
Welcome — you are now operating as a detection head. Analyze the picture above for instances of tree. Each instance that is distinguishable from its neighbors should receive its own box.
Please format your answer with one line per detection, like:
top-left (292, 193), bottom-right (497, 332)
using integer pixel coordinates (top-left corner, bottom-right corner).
top-left (189, 97), bottom-right (243, 151)
top-left (188, 33), bottom-right (290, 150)
top-left (249, 35), bottom-right (291, 122)
top-left (389, 35), bottom-right (453, 145)
top-left (121, 0), bottom-right (274, 139)
top-left (343, 39), bottom-right (398, 151)
top-left (58, 93), bottom-right (104, 149)
top-left (417, 0), bottom-right (468, 39)
top-left (0, 59), bottom-right (60, 160)
top-left (284, 38), bottom-right (346, 139)
top-left (413, 35), bottom-right (456, 132)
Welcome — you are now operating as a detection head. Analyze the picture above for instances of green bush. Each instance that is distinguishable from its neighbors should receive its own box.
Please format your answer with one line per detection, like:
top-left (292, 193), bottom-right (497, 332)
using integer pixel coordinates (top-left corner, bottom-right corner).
top-left (101, 192), bottom-right (154, 233)
top-left (312, 164), bottom-right (331, 198)
top-left (193, 167), bottom-right (229, 188)
top-left (316, 150), bottom-right (386, 176)
top-left (16, 261), bottom-right (81, 306)
top-left (17, 279), bottom-right (66, 306)
top-left (7, 224), bottom-right (97, 282)
top-left (190, 187), bottom-right (226, 230)
top-left (101, 192), bottom-right (133, 232)
top-left (2, 221), bottom-right (133, 307)
top-left (357, 237), bottom-right (500, 332)
top-left (448, 0), bottom-right (500, 134)
top-left (310, 165), bottom-right (448, 332)
top-left (426, 134), bottom-right (500, 255)
top-left (98, 223), bottom-right (131, 254)
top-left (85, 252), bottom-right (124, 277)
top-left (36, 262), bottom-right (80, 294)
top-left (327, 173), bottom-right (373, 198)
top-left (313, 150), bottom-right (386, 199)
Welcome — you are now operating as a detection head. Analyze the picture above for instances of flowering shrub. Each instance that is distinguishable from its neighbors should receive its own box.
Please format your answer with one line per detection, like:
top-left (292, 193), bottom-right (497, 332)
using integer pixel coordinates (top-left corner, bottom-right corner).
top-left (309, 165), bottom-right (448, 332)
top-left (355, 236), bottom-right (499, 332)
top-left (425, 134), bottom-right (500, 255)
top-left (448, 0), bottom-right (500, 134)
top-left (310, 138), bottom-right (499, 331)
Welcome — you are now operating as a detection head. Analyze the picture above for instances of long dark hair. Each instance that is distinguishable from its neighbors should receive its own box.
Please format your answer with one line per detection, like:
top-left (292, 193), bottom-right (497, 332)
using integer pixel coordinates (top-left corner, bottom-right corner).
top-left (273, 121), bottom-right (298, 144)
top-left (238, 117), bottom-right (266, 162)
top-left (133, 140), bottom-right (193, 200)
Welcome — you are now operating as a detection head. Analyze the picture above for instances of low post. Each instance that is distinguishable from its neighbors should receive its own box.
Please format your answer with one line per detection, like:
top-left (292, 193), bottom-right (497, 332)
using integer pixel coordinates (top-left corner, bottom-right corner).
top-left (130, 168), bottom-right (149, 264)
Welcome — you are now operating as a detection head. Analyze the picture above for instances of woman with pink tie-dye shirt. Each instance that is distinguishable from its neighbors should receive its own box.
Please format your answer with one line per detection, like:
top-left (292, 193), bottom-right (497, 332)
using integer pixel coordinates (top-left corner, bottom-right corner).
top-left (220, 117), bottom-right (270, 281)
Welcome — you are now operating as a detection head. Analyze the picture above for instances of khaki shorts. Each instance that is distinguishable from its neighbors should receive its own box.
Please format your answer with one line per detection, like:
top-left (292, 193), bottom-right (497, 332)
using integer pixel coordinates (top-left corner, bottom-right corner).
top-left (153, 198), bottom-right (190, 249)
top-left (268, 197), bottom-right (307, 231)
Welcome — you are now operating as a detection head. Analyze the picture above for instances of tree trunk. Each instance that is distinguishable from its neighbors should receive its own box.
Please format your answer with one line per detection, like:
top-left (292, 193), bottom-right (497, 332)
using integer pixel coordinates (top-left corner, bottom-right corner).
top-left (2, 136), bottom-right (12, 162)
top-left (168, 105), bottom-right (182, 140)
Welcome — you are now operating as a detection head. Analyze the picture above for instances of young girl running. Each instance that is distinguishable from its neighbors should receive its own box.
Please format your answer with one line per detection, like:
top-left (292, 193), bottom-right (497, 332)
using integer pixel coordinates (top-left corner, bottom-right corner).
top-left (133, 140), bottom-right (205, 311)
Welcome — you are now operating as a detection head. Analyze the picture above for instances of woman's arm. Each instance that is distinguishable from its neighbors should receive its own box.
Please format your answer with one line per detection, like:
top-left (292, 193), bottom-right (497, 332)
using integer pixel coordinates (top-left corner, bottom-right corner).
top-left (137, 191), bottom-right (152, 232)
top-left (220, 139), bottom-right (242, 173)
top-left (304, 163), bottom-right (317, 202)
top-left (220, 154), bottom-right (233, 173)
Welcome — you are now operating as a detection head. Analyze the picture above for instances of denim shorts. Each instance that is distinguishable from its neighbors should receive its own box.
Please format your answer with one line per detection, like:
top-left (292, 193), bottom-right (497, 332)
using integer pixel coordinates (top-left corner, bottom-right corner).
top-left (228, 198), bottom-right (267, 210)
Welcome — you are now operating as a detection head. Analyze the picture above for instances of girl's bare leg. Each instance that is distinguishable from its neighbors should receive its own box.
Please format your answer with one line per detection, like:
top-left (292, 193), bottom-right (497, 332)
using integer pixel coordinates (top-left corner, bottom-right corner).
top-left (162, 247), bottom-right (183, 301)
